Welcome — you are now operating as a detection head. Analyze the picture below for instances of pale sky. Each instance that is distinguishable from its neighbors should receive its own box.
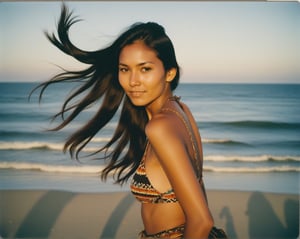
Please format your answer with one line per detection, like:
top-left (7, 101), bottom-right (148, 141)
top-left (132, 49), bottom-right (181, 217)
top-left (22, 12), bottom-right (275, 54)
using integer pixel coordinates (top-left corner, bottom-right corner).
top-left (1, 1), bottom-right (299, 83)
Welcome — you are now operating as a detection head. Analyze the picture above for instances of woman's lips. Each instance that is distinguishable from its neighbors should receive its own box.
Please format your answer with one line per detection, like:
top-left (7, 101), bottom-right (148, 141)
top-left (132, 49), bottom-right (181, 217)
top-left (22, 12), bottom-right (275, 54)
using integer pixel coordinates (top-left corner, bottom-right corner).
top-left (128, 91), bottom-right (146, 97)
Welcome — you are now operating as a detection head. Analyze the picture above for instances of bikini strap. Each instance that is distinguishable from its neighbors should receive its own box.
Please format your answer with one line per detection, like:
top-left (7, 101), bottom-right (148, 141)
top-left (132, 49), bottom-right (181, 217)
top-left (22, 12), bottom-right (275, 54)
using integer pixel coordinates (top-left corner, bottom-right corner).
top-left (161, 97), bottom-right (202, 179)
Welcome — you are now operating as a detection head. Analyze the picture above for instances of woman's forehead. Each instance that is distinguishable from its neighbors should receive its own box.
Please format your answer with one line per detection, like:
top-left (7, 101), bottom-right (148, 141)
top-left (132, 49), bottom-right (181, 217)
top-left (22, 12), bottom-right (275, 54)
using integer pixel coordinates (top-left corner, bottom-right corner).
top-left (119, 41), bottom-right (159, 63)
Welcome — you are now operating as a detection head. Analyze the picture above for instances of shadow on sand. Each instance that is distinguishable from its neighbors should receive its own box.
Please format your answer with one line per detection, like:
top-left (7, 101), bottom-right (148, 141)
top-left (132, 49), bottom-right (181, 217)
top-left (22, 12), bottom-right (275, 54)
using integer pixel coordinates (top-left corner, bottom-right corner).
top-left (1, 190), bottom-right (298, 239)
top-left (247, 191), bottom-right (299, 239)
top-left (219, 191), bottom-right (299, 239)
top-left (14, 191), bottom-right (76, 238)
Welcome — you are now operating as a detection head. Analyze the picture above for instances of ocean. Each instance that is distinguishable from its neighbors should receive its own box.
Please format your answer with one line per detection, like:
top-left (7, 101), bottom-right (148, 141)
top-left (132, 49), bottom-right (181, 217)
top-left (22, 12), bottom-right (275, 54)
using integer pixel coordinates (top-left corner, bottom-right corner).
top-left (0, 82), bottom-right (299, 194)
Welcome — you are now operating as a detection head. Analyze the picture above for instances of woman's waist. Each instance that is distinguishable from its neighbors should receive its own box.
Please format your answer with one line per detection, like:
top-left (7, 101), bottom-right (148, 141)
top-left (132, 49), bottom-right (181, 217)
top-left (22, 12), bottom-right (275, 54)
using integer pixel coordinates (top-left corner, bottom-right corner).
top-left (141, 202), bottom-right (185, 234)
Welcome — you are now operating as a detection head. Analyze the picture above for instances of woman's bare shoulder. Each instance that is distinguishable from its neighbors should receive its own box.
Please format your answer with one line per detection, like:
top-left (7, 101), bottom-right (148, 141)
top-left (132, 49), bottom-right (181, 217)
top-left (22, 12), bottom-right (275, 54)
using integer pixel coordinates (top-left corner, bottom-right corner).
top-left (145, 111), bottom-right (182, 140)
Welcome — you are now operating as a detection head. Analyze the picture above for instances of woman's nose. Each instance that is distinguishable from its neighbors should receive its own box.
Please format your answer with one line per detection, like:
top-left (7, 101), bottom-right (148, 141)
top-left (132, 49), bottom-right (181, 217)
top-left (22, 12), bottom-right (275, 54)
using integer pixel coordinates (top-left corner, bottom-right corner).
top-left (129, 72), bottom-right (141, 86)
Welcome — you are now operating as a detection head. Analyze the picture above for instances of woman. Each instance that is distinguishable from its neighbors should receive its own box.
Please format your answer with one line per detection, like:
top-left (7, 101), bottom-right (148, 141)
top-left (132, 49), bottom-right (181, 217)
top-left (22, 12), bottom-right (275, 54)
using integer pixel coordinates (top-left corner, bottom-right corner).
top-left (35, 4), bottom-right (217, 239)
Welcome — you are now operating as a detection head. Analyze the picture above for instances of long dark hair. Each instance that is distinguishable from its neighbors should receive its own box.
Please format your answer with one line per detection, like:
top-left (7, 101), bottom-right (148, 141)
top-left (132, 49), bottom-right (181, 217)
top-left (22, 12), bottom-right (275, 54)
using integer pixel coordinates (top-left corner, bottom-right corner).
top-left (33, 4), bottom-right (180, 184)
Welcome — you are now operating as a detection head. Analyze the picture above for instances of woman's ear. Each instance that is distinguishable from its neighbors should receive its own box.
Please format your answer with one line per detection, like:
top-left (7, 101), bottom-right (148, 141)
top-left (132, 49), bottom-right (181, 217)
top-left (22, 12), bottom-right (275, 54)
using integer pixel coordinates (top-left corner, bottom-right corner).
top-left (166, 68), bottom-right (177, 82)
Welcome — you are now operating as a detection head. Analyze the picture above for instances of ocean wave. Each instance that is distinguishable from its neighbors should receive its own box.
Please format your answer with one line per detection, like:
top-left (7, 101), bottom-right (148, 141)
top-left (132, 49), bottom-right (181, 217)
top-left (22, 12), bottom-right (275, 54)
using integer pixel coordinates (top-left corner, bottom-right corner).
top-left (0, 137), bottom-right (245, 151)
top-left (204, 166), bottom-right (300, 173)
top-left (0, 141), bottom-right (63, 151)
top-left (0, 161), bottom-right (298, 174)
top-left (204, 155), bottom-right (300, 162)
top-left (0, 141), bottom-right (102, 152)
top-left (1, 141), bottom-right (299, 165)
top-left (202, 138), bottom-right (249, 146)
top-left (200, 120), bottom-right (300, 130)
top-left (0, 130), bottom-right (44, 138)
top-left (91, 137), bottom-right (111, 143)
top-left (0, 112), bottom-right (45, 121)
top-left (94, 137), bottom-right (249, 146)
top-left (224, 120), bottom-right (300, 129)
top-left (0, 162), bottom-right (103, 174)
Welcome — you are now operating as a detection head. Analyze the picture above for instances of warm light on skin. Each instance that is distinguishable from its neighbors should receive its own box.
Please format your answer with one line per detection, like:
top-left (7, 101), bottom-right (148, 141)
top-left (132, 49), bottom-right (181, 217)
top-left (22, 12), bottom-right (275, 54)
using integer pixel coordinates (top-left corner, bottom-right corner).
top-left (118, 41), bottom-right (176, 118)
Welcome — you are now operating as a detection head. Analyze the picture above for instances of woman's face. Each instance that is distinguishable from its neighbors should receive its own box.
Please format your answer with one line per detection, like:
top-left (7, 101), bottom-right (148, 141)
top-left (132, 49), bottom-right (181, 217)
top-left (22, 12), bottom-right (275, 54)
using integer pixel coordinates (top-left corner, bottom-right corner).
top-left (118, 41), bottom-right (175, 112)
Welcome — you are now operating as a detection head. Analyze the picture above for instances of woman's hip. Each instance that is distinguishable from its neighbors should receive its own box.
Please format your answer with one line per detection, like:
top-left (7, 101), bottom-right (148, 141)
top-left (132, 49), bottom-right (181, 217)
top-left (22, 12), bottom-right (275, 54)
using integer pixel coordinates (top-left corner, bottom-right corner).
top-left (138, 224), bottom-right (184, 239)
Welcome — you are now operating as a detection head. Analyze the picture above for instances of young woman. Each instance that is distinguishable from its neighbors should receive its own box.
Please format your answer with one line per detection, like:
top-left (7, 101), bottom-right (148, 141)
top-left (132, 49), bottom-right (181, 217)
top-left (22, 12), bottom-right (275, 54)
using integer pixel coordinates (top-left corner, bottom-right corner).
top-left (35, 4), bottom-right (220, 239)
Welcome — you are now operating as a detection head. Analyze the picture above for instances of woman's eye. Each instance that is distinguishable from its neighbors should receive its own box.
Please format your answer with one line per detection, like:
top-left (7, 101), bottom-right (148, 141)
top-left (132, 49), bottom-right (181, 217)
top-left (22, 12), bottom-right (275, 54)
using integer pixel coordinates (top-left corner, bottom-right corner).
top-left (119, 67), bottom-right (128, 73)
top-left (141, 67), bottom-right (151, 72)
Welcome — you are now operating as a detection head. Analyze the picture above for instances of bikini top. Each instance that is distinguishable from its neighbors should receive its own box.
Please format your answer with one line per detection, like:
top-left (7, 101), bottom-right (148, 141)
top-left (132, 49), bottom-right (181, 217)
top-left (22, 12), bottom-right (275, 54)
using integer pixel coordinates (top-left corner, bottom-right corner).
top-left (130, 142), bottom-right (178, 203)
top-left (130, 96), bottom-right (202, 204)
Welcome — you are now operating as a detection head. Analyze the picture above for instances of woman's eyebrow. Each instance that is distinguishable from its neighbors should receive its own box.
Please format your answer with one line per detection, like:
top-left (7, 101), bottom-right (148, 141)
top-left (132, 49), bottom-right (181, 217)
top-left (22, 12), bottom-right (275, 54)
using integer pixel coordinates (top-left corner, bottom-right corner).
top-left (118, 63), bottom-right (128, 66)
top-left (118, 61), bottom-right (154, 66)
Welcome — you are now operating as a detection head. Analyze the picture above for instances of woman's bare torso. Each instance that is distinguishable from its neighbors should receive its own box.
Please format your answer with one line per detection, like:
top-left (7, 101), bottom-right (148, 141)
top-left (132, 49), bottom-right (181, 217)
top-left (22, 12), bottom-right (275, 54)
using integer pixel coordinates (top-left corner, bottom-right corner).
top-left (141, 100), bottom-right (204, 234)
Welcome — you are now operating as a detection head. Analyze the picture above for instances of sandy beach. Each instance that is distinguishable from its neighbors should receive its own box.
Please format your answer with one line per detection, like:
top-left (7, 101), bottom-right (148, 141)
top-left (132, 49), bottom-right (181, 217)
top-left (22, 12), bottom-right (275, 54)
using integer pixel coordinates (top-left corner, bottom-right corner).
top-left (0, 190), bottom-right (298, 239)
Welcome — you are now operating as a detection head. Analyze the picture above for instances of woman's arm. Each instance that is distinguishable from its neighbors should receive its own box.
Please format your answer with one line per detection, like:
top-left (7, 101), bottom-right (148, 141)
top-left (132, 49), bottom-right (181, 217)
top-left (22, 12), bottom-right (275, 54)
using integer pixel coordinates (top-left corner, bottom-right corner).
top-left (179, 102), bottom-right (210, 202)
top-left (146, 113), bottom-right (214, 238)
top-left (179, 102), bottom-right (204, 164)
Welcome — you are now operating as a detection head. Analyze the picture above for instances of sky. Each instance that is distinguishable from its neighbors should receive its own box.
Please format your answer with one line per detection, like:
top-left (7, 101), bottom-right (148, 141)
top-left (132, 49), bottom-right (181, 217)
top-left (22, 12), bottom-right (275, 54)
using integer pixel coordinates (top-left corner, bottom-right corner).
top-left (0, 1), bottom-right (299, 83)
